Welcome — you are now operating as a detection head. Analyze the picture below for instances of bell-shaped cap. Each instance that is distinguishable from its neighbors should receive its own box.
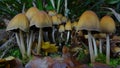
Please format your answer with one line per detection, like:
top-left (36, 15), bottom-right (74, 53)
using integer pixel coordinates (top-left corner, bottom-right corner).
top-left (41, 11), bottom-right (52, 24)
top-left (56, 14), bottom-right (63, 20)
top-left (65, 21), bottom-right (72, 30)
top-left (72, 21), bottom-right (78, 29)
top-left (93, 33), bottom-right (106, 39)
top-left (6, 13), bottom-right (29, 32)
top-left (30, 11), bottom-right (52, 28)
top-left (48, 10), bottom-right (57, 16)
top-left (26, 7), bottom-right (39, 20)
top-left (78, 10), bottom-right (100, 31)
top-left (100, 15), bottom-right (116, 33)
top-left (59, 25), bottom-right (65, 33)
top-left (61, 16), bottom-right (67, 23)
top-left (52, 15), bottom-right (61, 25)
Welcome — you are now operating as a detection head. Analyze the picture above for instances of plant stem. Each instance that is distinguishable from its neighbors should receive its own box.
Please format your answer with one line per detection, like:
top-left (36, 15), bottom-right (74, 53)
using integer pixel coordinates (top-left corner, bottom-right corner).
top-left (27, 30), bottom-right (33, 56)
top-left (88, 31), bottom-right (95, 63)
top-left (92, 36), bottom-right (98, 57)
top-left (99, 39), bottom-right (102, 54)
top-left (50, 0), bottom-right (55, 9)
top-left (37, 29), bottom-right (42, 54)
top-left (65, 0), bottom-right (68, 17)
top-left (57, 0), bottom-right (61, 13)
top-left (106, 34), bottom-right (110, 64)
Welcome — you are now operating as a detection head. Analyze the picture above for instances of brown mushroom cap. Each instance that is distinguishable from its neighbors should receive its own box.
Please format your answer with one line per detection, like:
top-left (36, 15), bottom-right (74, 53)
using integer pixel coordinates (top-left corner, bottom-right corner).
top-left (56, 14), bottom-right (63, 20)
top-left (30, 11), bottom-right (52, 28)
top-left (93, 33), bottom-right (106, 39)
top-left (72, 21), bottom-right (78, 29)
top-left (52, 15), bottom-right (61, 25)
top-left (59, 25), bottom-right (65, 32)
top-left (65, 21), bottom-right (72, 30)
top-left (6, 13), bottom-right (29, 32)
top-left (61, 16), bottom-right (67, 23)
top-left (42, 11), bottom-right (53, 25)
top-left (48, 10), bottom-right (57, 16)
top-left (78, 10), bottom-right (100, 31)
top-left (26, 7), bottom-right (39, 20)
top-left (100, 15), bottom-right (116, 33)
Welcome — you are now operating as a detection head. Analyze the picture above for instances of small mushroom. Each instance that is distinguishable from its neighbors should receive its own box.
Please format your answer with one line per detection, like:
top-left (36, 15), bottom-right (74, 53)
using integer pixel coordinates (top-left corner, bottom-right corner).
top-left (51, 15), bottom-right (61, 43)
top-left (100, 15), bottom-right (116, 64)
top-left (61, 16), bottom-right (67, 25)
top-left (93, 33), bottom-right (106, 54)
top-left (6, 13), bottom-right (29, 58)
top-left (58, 25), bottom-right (65, 46)
top-left (30, 11), bottom-right (52, 54)
top-left (65, 20), bottom-right (72, 45)
top-left (48, 10), bottom-right (57, 16)
top-left (77, 10), bottom-right (100, 63)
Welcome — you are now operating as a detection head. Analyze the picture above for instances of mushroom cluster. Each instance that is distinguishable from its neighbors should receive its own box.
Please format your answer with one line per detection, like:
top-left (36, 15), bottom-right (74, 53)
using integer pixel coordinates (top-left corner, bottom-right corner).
top-left (6, 7), bottom-right (116, 65)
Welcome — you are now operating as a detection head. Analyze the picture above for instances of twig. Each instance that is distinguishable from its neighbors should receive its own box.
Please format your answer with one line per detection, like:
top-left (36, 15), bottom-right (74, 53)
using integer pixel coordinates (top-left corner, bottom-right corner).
top-left (0, 44), bottom-right (14, 58)
top-left (0, 37), bottom-right (15, 50)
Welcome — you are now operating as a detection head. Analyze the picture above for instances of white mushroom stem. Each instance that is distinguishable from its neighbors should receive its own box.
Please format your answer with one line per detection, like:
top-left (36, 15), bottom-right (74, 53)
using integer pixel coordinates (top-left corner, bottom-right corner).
top-left (92, 36), bottom-right (98, 57)
top-left (65, 31), bottom-right (70, 44)
top-left (19, 30), bottom-right (26, 58)
top-left (88, 31), bottom-right (95, 63)
top-left (27, 30), bottom-right (33, 56)
top-left (99, 39), bottom-right (102, 54)
top-left (106, 34), bottom-right (110, 64)
top-left (15, 33), bottom-right (25, 58)
top-left (50, 0), bottom-right (55, 9)
top-left (59, 32), bottom-right (63, 46)
top-left (57, 0), bottom-right (61, 13)
top-left (37, 29), bottom-right (42, 54)
top-left (52, 26), bottom-right (57, 43)
top-left (60, 32), bottom-right (63, 39)
top-left (26, 33), bottom-right (29, 48)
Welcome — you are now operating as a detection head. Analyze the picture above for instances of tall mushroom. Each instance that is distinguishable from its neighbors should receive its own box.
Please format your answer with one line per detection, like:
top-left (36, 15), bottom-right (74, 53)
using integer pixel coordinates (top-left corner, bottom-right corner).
top-left (93, 33), bottom-right (106, 54)
top-left (6, 13), bottom-right (29, 58)
top-left (30, 11), bottom-right (52, 54)
top-left (100, 15), bottom-right (116, 64)
top-left (26, 7), bottom-right (39, 56)
top-left (65, 20), bottom-right (72, 45)
top-left (58, 25), bottom-right (65, 46)
top-left (61, 16), bottom-right (67, 25)
top-left (77, 10), bottom-right (100, 63)
top-left (51, 15), bottom-right (61, 43)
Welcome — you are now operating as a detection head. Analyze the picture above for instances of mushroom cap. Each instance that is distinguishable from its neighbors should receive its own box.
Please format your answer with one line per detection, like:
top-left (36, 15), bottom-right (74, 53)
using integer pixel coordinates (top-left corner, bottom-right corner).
top-left (48, 10), bottom-right (57, 16)
top-left (112, 35), bottom-right (120, 41)
top-left (56, 14), bottom-right (63, 19)
top-left (6, 13), bottom-right (29, 32)
top-left (30, 11), bottom-right (52, 28)
top-left (42, 11), bottom-right (53, 25)
top-left (93, 33), bottom-right (106, 39)
top-left (61, 16), bottom-right (67, 23)
top-left (59, 25), bottom-right (65, 32)
top-left (65, 21), bottom-right (72, 30)
top-left (52, 15), bottom-right (61, 25)
top-left (72, 21), bottom-right (78, 29)
top-left (26, 7), bottom-right (39, 20)
top-left (100, 15), bottom-right (116, 33)
top-left (78, 10), bottom-right (100, 31)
